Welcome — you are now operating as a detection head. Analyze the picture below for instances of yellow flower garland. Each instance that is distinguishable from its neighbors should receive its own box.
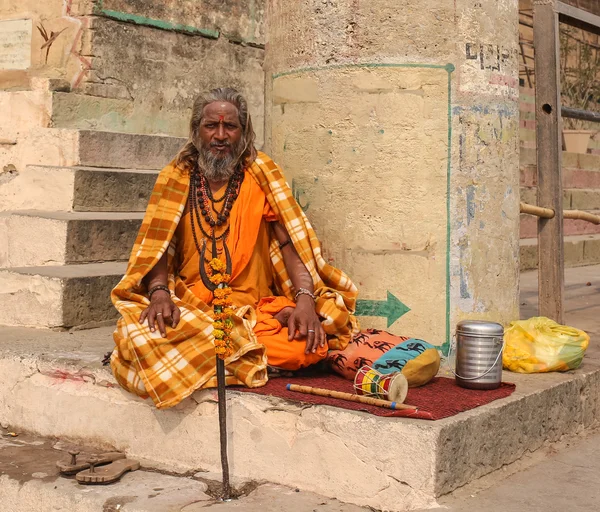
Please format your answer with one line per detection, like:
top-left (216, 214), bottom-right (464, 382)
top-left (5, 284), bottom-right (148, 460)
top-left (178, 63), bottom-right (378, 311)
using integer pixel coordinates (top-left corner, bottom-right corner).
top-left (208, 258), bottom-right (234, 359)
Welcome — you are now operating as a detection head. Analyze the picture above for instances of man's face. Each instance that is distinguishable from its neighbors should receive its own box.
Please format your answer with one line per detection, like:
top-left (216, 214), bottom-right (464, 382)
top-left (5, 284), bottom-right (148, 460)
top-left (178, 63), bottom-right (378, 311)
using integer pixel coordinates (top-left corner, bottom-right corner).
top-left (198, 102), bottom-right (242, 157)
top-left (196, 101), bottom-right (244, 181)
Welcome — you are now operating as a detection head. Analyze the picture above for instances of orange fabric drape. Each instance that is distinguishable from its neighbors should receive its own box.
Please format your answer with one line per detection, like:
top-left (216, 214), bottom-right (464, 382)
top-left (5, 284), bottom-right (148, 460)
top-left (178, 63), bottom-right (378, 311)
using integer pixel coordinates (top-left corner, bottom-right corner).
top-left (177, 173), bottom-right (328, 371)
top-left (175, 170), bottom-right (277, 306)
top-left (253, 296), bottom-right (329, 370)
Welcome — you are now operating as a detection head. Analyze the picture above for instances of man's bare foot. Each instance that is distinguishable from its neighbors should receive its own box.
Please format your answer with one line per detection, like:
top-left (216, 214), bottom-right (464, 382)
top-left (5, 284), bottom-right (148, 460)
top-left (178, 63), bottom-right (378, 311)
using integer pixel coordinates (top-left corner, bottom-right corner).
top-left (274, 306), bottom-right (294, 328)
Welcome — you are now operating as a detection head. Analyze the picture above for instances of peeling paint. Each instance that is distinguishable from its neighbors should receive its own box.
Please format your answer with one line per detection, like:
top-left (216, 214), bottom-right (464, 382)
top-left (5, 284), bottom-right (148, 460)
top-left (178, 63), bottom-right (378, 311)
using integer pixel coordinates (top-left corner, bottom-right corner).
top-left (466, 185), bottom-right (476, 225)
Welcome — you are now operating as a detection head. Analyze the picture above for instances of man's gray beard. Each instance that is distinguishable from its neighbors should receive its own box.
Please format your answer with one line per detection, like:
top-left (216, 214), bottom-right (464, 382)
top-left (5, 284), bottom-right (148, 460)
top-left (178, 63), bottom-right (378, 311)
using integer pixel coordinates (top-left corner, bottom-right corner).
top-left (197, 142), bottom-right (243, 181)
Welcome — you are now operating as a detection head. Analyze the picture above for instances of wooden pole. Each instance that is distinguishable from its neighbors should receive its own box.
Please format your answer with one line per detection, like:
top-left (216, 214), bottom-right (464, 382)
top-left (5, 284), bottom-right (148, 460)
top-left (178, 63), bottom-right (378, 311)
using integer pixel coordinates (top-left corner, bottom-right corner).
top-left (286, 384), bottom-right (418, 411)
top-left (533, 0), bottom-right (564, 323)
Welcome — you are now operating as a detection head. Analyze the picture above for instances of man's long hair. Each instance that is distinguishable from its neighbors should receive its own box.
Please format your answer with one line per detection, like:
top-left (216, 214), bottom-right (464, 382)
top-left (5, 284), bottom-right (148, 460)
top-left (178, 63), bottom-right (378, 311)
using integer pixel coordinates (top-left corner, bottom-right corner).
top-left (176, 88), bottom-right (257, 173)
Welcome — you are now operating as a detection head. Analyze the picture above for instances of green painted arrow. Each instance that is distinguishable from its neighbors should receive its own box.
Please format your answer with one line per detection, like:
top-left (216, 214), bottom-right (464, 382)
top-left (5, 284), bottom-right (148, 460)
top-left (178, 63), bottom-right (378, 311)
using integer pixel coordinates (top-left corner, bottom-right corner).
top-left (355, 291), bottom-right (410, 328)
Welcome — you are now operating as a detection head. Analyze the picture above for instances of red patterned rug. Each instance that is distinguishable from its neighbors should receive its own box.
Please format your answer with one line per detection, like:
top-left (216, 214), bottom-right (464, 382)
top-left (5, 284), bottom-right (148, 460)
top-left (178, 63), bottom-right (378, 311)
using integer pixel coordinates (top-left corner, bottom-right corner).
top-left (236, 374), bottom-right (515, 420)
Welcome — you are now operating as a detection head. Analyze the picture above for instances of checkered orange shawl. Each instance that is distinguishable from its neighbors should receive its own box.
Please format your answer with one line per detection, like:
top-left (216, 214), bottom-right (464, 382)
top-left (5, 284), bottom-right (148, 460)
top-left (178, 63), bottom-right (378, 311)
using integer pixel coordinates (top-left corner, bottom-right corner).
top-left (110, 151), bottom-right (359, 409)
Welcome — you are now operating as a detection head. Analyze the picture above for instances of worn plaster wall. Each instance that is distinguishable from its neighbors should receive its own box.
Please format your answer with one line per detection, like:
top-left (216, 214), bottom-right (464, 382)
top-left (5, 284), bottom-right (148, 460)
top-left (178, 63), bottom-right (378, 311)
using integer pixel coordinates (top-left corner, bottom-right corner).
top-left (1, 0), bottom-right (266, 173)
top-left (56, 0), bottom-right (266, 142)
top-left (265, 0), bottom-right (520, 343)
top-left (91, 0), bottom-right (264, 43)
top-left (54, 16), bottom-right (265, 144)
top-left (0, 0), bottom-right (90, 90)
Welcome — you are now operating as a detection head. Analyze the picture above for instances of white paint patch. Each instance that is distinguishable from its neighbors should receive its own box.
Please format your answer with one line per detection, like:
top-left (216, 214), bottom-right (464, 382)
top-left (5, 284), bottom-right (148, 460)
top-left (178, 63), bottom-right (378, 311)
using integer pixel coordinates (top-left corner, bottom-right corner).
top-left (496, 0), bottom-right (519, 12)
top-left (0, 19), bottom-right (32, 70)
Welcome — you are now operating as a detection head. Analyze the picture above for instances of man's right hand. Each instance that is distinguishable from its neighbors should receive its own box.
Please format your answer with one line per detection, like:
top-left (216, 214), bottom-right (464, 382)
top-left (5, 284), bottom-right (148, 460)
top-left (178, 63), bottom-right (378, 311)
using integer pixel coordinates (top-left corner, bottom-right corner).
top-left (139, 290), bottom-right (181, 338)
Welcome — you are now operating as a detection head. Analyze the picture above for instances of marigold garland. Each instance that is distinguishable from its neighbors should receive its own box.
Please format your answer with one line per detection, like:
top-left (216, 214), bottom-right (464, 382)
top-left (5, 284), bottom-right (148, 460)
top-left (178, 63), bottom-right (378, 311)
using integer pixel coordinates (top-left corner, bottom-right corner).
top-left (208, 258), bottom-right (234, 359)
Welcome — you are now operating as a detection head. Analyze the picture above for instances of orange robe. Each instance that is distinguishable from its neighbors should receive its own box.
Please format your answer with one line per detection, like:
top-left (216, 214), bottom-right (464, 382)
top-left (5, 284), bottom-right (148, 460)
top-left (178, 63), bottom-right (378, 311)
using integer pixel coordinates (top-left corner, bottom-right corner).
top-left (174, 172), bottom-right (328, 370)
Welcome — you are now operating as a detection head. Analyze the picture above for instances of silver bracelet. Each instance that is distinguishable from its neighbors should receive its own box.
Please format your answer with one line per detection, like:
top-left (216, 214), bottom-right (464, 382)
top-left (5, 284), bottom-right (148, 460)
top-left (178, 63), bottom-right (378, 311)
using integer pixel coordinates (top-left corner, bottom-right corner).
top-left (294, 288), bottom-right (316, 302)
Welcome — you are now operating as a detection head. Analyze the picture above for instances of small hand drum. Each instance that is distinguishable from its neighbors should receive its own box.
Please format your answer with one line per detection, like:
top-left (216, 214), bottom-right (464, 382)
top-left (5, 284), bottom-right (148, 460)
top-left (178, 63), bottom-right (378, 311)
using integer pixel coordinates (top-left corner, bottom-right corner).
top-left (353, 365), bottom-right (408, 404)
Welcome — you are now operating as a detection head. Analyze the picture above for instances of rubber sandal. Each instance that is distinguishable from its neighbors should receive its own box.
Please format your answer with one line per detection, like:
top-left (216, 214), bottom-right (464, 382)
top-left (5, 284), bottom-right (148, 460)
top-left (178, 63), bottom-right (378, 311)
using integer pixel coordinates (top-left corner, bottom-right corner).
top-left (76, 458), bottom-right (140, 485)
top-left (57, 451), bottom-right (126, 476)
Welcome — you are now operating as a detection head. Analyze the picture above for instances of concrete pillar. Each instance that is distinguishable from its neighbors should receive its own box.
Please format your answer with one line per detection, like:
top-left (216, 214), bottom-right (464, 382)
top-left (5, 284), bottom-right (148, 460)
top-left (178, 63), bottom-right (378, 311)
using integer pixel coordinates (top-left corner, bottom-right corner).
top-left (264, 0), bottom-right (520, 344)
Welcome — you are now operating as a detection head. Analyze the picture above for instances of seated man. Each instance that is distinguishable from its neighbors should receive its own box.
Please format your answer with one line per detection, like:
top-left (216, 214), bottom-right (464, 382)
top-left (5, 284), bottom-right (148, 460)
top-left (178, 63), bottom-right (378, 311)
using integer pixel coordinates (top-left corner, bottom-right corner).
top-left (109, 87), bottom-right (359, 409)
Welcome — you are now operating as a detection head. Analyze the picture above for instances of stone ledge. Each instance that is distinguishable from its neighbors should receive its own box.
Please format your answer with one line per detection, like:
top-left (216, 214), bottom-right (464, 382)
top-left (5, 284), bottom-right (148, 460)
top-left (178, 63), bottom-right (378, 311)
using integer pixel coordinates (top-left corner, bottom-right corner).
top-left (77, 130), bottom-right (186, 170)
top-left (0, 165), bottom-right (158, 213)
top-left (0, 263), bottom-right (125, 328)
top-left (1, 128), bottom-right (185, 178)
top-left (0, 326), bottom-right (599, 511)
top-left (1, 211), bottom-right (143, 267)
top-left (519, 150), bottom-right (600, 170)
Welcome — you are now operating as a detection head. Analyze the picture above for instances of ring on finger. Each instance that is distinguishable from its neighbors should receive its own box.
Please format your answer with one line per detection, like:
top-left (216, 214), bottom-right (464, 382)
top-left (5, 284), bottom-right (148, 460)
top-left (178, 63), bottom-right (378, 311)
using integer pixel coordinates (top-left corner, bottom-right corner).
top-left (308, 329), bottom-right (315, 332)
top-left (156, 312), bottom-right (163, 316)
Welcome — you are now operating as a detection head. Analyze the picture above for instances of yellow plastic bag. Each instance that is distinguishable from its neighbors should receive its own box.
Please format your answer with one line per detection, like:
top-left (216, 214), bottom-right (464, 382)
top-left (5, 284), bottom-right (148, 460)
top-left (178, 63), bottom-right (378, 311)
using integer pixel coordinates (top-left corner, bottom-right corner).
top-left (502, 317), bottom-right (590, 373)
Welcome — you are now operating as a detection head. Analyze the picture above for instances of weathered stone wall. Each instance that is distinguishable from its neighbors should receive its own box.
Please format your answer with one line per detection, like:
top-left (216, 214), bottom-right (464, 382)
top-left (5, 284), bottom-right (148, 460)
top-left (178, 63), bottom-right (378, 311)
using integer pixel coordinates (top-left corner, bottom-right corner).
top-left (54, 16), bottom-right (265, 144)
top-left (0, 0), bottom-right (90, 90)
top-left (92, 0), bottom-right (264, 43)
top-left (265, 0), bottom-right (520, 343)
top-left (0, 0), bottom-right (265, 149)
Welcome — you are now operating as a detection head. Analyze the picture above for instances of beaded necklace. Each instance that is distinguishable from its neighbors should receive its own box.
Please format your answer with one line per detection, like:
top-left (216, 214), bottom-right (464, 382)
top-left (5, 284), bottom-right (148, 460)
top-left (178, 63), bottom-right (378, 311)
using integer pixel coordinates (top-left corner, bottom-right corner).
top-left (189, 168), bottom-right (244, 264)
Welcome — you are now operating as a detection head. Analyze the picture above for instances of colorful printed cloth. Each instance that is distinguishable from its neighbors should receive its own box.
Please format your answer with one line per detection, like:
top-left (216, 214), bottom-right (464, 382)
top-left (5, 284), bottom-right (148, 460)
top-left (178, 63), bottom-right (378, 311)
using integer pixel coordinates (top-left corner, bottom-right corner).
top-left (372, 338), bottom-right (441, 387)
top-left (327, 331), bottom-right (440, 387)
top-left (326, 329), bottom-right (410, 380)
top-left (110, 152), bottom-right (359, 409)
top-left (372, 339), bottom-right (437, 373)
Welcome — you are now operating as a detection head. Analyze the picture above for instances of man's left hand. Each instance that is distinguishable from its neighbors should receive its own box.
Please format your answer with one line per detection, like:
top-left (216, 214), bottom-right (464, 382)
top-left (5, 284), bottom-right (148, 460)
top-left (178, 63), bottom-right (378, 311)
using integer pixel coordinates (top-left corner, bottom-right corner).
top-left (288, 296), bottom-right (326, 354)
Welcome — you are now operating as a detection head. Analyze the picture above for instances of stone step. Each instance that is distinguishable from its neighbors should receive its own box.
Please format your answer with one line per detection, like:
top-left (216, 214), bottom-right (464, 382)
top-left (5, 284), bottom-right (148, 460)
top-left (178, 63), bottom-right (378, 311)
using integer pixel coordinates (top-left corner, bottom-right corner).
top-left (568, 189), bottom-right (600, 210)
top-left (76, 130), bottom-right (186, 170)
top-left (2, 127), bottom-right (182, 212)
top-left (521, 165), bottom-right (600, 189)
top-left (520, 187), bottom-right (600, 210)
top-left (0, 325), bottom-right (599, 511)
top-left (0, 211), bottom-right (142, 267)
top-left (520, 127), bottom-right (600, 150)
top-left (520, 210), bottom-right (600, 239)
top-left (0, 83), bottom-right (182, 175)
top-left (73, 167), bottom-right (158, 212)
top-left (2, 127), bottom-right (185, 186)
top-left (0, 128), bottom-right (186, 191)
top-left (520, 234), bottom-right (600, 271)
top-left (519, 186), bottom-right (573, 206)
top-left (0, 262), bottom-right (125, 328)
top-left (563, 168), bottom-right (600, 189)
top-left (0, 165), bottom-right (158, 213)
top-left (520, 148), bottom-right (600, 170)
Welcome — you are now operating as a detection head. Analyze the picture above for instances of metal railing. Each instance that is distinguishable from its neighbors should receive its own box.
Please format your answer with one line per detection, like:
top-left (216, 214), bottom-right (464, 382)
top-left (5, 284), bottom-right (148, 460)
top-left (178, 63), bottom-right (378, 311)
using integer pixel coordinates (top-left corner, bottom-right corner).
top-left (520, 202), bottom-right (600, 224)
top-left (561, 106), bottom-right (600, 123)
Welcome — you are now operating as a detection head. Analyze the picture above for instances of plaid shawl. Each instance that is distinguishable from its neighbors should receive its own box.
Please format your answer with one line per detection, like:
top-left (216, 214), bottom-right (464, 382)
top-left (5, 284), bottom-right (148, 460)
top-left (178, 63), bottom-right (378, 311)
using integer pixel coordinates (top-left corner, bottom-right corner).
top-left (110, 151), bottom-right (359, 409)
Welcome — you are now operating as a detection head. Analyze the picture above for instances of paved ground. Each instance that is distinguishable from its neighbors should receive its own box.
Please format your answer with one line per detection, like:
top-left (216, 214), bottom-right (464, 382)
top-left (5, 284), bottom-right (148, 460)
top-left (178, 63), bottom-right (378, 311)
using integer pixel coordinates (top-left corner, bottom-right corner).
top-left (422, 431), bottom-right (600, 512)
top-left (519, 264), bottom-right (600, 338)
top-left (0, 431), bottom-right (367, 512)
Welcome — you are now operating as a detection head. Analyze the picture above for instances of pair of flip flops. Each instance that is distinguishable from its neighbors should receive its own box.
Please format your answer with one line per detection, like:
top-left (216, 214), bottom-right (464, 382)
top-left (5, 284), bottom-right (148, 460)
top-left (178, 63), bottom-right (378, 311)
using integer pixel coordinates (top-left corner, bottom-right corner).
top-left (57, 450), bottom-right (140, 484)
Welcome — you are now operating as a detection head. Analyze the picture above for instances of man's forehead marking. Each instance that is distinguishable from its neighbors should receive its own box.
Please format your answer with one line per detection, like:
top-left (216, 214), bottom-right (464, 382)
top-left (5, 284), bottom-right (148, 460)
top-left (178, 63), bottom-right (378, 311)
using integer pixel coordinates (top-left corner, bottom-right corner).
top-left (219, 115), bottom-right (224, 122)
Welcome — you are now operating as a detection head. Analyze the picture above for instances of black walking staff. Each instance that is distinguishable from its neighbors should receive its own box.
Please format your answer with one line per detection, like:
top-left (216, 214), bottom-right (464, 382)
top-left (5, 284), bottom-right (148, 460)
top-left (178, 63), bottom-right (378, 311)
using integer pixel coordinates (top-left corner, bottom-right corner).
top-left (200, 235), bottom-right (233, 499)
